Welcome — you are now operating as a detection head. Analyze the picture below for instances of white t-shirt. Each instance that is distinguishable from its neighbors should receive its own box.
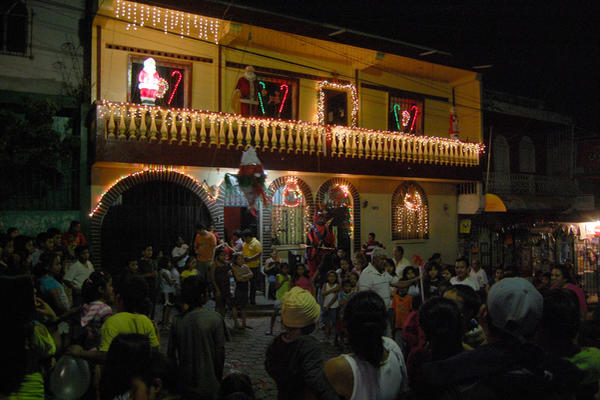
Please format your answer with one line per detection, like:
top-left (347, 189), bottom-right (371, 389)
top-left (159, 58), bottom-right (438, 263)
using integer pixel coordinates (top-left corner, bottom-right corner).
top-left (171, 244), bottom-right (189, 269)
top-left (450, 276), bottom-right (480, 291)
top-left (358, 264), bottom-right (399, 309)
top-left (159, 268), bottom-right (175, 293)
top-left (394, 257), bottom-right (412, 277)
top-left (63, 260), bottom-right (94, 290)
top-left (323, 282), bottom-right (340, 309)
top-left (470, 268), bottom-right (489, 288)
top-left (342, 336), bottom-right (408, 400)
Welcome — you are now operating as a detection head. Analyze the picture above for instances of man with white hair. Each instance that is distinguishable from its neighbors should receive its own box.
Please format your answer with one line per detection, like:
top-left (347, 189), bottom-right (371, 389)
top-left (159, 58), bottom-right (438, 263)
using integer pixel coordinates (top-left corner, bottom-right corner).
top-left (358, 247), bottom-right (420, 337)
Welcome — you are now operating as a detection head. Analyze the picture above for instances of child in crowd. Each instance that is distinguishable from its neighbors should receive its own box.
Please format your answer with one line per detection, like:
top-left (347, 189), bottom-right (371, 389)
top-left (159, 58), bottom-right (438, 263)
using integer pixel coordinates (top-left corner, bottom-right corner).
top-left (336, 258), bottom-right (352, 284)
top-left (264, 249), bottom-right (281, 300)
top-left (211, 247), bottom-right (232, 317)
top-left (158, 257), bottom-right (176, 328)
top-left (403, 267), bottom-right (421, 304)
top-left (232, 253), bottom-right (253, 330)
top-left (267, 263), bottom-right (291, 335)
top-left (336, 279), bottom-right (355, 346)
top-left (322, 271), bottom-right (340, 343)
top-left (351, 252), bottom-right (367, 275)
top-left (443, 284), bottom-right (486, 349)
top-left (349, 272), bottom-right (359, 291)
top-left (292, 263), bottom-right (313, 295)
top-left (181, 257), bottom-right (199, 281)
top-left (36, 252), bottom-right (71, 315)
top-left (80, 271), bottom-right (114, 350)
top-left (440, 265), bottom-right (453, 282)
top-left (391, 284), bottom-right (412, 350)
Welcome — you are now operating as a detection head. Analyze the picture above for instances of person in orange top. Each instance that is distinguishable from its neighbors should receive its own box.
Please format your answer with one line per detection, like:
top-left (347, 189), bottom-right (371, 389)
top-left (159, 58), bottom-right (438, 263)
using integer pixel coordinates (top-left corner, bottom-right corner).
top-left (392, 284), bottom-right (413, 349)
top-left (194, 223), bottom-right (217, 284)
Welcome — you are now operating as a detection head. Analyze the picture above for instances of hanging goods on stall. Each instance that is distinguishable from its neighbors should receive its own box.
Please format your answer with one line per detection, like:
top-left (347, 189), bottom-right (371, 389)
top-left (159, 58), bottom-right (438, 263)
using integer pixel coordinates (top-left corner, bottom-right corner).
top-left (224, 146), bottom-right (268, 216)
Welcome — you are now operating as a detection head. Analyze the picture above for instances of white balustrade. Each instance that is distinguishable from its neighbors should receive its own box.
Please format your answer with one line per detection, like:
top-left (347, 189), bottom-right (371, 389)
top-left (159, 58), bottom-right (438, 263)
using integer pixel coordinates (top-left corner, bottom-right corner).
top-left (97, 101), bottom-right (481, 167)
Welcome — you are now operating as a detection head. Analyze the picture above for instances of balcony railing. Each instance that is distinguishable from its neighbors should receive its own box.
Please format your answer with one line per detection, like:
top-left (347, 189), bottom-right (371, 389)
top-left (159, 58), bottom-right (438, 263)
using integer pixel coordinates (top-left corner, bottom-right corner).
top-left (96, 101), bottom-right (483, 167)
top-left (487, 172), bottom-right (578, 195)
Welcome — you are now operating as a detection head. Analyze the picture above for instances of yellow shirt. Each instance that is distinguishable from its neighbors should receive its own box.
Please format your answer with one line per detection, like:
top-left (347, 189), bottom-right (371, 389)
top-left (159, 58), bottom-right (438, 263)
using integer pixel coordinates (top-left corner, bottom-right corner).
top-left (242, 237), bottom-right (262, 269)
top-left (181, 269), bottom-right (199, 280)
top-left (99, 312), bottom-right (159, 351)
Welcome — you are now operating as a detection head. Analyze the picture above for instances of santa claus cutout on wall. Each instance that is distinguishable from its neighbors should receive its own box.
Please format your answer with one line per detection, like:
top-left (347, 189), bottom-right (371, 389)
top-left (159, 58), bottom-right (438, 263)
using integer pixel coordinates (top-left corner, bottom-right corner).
top-left (231, 66), bottom-right (261, 116)
top-left (138, 57), bottom-right (163, 105)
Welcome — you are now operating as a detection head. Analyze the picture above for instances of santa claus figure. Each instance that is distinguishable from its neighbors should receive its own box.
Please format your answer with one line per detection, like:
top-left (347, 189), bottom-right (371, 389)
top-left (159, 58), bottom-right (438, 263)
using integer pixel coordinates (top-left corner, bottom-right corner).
top-left (138, 58), bottom-right (161, 105)
top-left (232, 66), bottom-right (261, 116)
top-left (305, 208), bottom-right (335, 277)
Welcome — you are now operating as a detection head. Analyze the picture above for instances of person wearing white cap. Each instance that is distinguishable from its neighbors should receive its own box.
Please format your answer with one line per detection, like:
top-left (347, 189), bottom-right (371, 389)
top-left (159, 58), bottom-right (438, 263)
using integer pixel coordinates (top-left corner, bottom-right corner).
top-left (265, 287), bottom-right (338, 400)
top-left (416, 278), bottom-right (583, 399)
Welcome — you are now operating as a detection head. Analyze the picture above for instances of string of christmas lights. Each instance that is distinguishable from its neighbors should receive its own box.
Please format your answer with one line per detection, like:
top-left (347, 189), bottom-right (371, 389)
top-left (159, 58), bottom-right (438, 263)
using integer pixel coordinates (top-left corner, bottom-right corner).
top-left (317, 81), bottom-right (359, 127)
top-left (392, 183), bottom-right (428, 240)
top-left (89, 166), bottom-right (223, 217)
top-left (113, 0), bottom-right (220, 43)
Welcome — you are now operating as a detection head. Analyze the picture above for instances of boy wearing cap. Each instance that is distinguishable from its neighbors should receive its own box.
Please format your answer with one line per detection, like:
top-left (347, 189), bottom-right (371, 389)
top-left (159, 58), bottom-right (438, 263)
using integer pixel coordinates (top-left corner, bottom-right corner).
top-left (417, 278), bottom-right (582, 399)
top-left (265, 287), bottom-right (339, 400)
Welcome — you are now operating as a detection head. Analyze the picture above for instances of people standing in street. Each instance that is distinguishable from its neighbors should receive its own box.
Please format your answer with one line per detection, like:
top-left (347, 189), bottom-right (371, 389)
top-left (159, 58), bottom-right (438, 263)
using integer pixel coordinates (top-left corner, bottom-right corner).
top-left (469, 259), bottom-right (488, 290)
top-left (138, 245), bottom-right (157, 319)
top-left (267, 262), bottom-right (291, 336)
top-left (361, 232), bottom-right (385, 260)
top-left (211, 247), bottom-right (232, 317)
top-left (265, 287), bottom-right (339, 400)
top-left (450, 257), bottom-right (480, 291)
top-left (324, 290), bottom-right (408, 400)
top-left (171, 235), bottom-right (189, 271)
top-left (393, 245), bottom-right (412, 277)
top-left (194, 224), bottom-right (217, 285)
top-left (322, 271), bottom-right (340, 344)
top-left (63, 244), bottom-right (94, 306)
top-left (232, 253), bottom-right (253, 330)
top-left (168, 275), bottom-right (226, 400)
top-left (241, 229), bottom-right (262, 305)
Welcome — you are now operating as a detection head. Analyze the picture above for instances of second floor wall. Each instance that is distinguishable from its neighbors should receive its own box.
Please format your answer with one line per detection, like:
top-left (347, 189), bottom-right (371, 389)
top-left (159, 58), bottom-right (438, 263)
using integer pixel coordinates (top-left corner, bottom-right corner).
top-left (91, 1), bottom-right (482, 144)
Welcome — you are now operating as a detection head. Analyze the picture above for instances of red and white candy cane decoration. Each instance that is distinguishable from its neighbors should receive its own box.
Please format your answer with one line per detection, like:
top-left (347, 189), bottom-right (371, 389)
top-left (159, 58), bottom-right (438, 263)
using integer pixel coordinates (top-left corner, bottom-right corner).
top-left (167, 70), bottom-right (182, 105)
top-left (279, 84), bottom-right (289, 114)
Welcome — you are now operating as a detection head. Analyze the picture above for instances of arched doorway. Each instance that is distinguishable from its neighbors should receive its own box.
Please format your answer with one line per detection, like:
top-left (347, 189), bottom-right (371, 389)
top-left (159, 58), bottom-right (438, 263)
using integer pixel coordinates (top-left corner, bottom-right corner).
top-left (100, 181), bottom-right (212, 276)
top-left (316, 178), bottom-right (360, 253)
top-left (89, 170), bottom-right (219, 272)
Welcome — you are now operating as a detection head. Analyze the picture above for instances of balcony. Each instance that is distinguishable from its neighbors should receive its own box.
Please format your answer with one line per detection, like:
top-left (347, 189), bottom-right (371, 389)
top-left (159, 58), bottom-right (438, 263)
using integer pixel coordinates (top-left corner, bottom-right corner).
top-left (487, 173), bottom-right (578, 195)
top-left (92, 101), bottom-right (483, 179)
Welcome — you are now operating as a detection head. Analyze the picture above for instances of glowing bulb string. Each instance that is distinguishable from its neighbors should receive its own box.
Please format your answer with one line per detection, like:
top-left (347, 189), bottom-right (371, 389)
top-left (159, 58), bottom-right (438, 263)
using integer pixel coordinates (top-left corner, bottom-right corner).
top-left (258, 82), bottom-right (266, 115)
top-left (279, 84), bottom-right (289, 115)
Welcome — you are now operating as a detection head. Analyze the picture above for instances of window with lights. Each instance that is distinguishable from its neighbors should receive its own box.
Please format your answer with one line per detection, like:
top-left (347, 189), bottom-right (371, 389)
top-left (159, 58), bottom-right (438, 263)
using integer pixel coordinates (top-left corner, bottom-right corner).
top-left (128, 55), bottom-right (191, 109)
top-left (1, 1), bottom-right (30, 56)
top-left (388, 95), bottom-right (424, 134)
top-left (271, 179), bottom-right (305, 245)
top-left (392, 182), bottom-right (429, 240)
top-left (255, 76), bottom-right (297, 120)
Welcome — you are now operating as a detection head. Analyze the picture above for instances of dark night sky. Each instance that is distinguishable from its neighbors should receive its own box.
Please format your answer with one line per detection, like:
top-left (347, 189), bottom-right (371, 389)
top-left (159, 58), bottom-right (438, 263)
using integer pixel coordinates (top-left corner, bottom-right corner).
top-left (229, 1), bottom-right (600, 133)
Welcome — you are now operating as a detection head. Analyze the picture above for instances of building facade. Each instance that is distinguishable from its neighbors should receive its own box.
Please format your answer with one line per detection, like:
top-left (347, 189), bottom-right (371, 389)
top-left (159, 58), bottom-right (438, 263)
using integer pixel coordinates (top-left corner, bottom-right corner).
top-left (88, 0), bottom-right (484, 269)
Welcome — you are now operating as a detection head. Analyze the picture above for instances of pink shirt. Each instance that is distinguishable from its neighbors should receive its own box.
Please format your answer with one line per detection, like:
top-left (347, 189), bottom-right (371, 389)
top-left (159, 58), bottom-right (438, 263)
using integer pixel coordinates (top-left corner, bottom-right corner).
top-left (565, 283), bottom-right (588, 312)
top-left (294, 276), bottom-right (312, 293)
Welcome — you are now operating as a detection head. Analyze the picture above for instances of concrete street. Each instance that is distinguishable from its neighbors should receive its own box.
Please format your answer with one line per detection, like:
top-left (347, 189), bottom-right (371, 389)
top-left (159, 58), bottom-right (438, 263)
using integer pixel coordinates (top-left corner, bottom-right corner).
top-left (159, 297), bottom-right (343, 399)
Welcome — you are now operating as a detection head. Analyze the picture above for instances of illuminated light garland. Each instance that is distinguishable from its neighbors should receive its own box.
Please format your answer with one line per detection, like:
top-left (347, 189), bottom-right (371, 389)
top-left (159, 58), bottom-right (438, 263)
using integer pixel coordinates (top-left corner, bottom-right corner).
top-left (113, 0), bottom-right (221, 44)
top-left (258, 82), bottom-right (266, 115)
top-left (402, 111), bottom-right (411, 128)
top-left (282, 177), bottom-right (302, 207)
top-left (317, 81), bottom-right (359, 127)
top-left (393, 183), bottom-right (428, 240)
top-left (279, 84), bottom-right (289, 115)
top-left (97, 100), bottom-right (485, 161)
top-left (89, 165), bottom-right (224, 217)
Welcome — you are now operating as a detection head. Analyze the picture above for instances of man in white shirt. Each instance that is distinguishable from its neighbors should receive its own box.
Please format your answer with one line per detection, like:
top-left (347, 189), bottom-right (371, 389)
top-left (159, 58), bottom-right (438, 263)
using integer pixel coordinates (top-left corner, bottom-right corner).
top-left (63, 245), bottom-right (94, 305)
top-left (450, 257), bottom-right (480, 291)
top-left (469, 259), bottom-right (488, 289)
top-left (171, 235), bottom-right (190, 270)
top-left (393, 245), bottom-right (412, 277)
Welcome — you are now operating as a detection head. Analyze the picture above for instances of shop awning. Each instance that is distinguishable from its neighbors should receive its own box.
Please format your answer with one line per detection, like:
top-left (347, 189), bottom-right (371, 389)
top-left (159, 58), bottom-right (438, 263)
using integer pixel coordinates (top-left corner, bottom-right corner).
top-left (484, 193), bottom-right (573, 213)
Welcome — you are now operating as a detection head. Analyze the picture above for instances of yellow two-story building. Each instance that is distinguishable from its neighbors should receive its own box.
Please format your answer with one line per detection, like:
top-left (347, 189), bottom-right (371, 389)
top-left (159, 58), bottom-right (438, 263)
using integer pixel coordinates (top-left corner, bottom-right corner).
top-left (88, 0), bottom-right (484, 270)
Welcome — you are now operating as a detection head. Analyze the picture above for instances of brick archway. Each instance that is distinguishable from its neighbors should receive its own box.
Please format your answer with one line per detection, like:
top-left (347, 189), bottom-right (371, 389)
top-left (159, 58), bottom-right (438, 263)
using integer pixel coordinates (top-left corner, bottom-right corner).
top-left (261, 176), bottom-right (315, 262)
top-left (89, 170), bottom-right (222, 268)
top-left (316, 178), bottom-right (361, 252)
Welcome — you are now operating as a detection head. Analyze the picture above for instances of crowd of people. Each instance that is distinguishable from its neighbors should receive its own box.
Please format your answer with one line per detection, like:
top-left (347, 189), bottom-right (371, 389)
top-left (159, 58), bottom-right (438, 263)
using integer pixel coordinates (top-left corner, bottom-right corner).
top-left (1, 221), bottom-right (600, 400)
